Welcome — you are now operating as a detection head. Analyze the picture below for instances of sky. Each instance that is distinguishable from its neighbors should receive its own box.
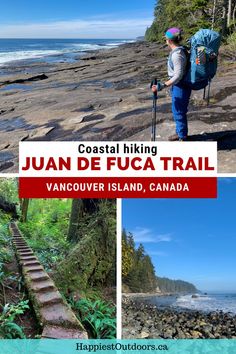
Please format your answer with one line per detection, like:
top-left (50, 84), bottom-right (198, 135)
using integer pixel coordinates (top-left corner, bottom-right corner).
top-left (123, 178), bottom-right (236, 292)
top-left (0, 0), bottom-right (155, 39)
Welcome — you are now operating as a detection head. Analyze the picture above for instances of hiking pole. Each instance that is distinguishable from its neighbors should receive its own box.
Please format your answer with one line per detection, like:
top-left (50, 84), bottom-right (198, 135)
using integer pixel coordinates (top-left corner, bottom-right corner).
top-left (150, 78), bottom-right (158, 142)
top-left (203, 86), bottom-right (206, 100)
top-left (203, 79), bottom-right (211, 105)
top-left (207, 79), bottom-right (211, 106)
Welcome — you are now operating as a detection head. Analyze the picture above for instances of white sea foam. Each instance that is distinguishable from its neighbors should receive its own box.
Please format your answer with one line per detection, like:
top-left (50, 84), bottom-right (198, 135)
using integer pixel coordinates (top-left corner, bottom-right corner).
top-left (0, 46), bottom-right (102, 65)
top-left (176, 294), bottom-right (212, 304)
top-left (105, 40), bottom-right (135, 47)
top-left (70, 43), bottom-right (108, 50)
top-left (70, 40), bottom-right (134, 50)
top-left (174, 294), bottom-right (236, 314)
top-left (0, 49), bottom-right (61, 64)
top-left (0, 39), bottom-right (136, 66)
top-left (113, 40), bottom-right (135, 45)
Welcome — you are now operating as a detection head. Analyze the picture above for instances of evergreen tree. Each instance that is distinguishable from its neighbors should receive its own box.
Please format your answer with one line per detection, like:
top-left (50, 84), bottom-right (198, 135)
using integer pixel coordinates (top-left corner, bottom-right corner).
top-left (157, 277), bottom-right (197, 293)
top-left (122, 230), bottom-right (157, 293)
top-left (122, 229), bottom-right (198, 294)
top-left (67, 199), bottom-right (82, 243)
top-left (145, 0), bottom-right (236, 42)
top-left (122, 229), bottom-right (134, 277)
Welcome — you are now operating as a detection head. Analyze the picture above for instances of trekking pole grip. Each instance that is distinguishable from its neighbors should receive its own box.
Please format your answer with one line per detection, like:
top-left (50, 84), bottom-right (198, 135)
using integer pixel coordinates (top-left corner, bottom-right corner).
top-left (150, 78), bottom-right (158, 99)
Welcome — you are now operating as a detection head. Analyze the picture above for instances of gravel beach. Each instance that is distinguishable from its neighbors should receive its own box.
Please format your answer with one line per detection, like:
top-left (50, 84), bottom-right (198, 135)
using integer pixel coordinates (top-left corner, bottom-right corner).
top-left (122, 297), bottom-right (236, 339)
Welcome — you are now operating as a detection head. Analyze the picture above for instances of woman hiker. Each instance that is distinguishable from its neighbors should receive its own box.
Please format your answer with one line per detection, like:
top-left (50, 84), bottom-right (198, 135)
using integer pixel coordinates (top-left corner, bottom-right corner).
top-left (152, 27), bottom-right (191, 141)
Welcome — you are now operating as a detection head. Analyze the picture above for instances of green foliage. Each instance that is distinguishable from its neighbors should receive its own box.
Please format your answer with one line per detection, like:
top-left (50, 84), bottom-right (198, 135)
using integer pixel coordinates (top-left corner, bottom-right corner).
top-left (0, 212), bottom-right (13, 289)
top-left (0, 300), bottom-right (29, 339)
top-left (70, 297), bottom-right (116, 339)
top-left (0, 179), bottom-right (18, 204)
top-left (0, 264), bottom-right (17, 289)
top-left (157, 276), bottom-right (197, 293)
top-left (122, 234), bottom-right (134, 277)
top-left (122, 229), bottom-right (157, 293)
top-left (225, 31), bottom-right (236, 53)
top-left (145, 0), bottom-right (227, 42)
top-left (122, 230), bottom-right (198, 294)
top-left (54, 200), bottom-right (116, 293)
top-left (19, 199), bottom-right (71, 270)
top-left (0, 210), bottom-right (31, 339)
top-left (0, 210), bottom-right (11, 241)
top-left (0, 248), bottom-right (11, 264)
top-left (0, 221), bottom-right (12, 265)
top-left (1, 191), bottom-right (116, 340)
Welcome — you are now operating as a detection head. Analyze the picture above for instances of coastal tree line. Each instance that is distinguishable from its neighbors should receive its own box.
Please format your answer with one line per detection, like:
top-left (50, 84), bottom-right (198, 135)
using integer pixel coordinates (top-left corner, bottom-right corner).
top-left (157, 277), bottom-right (197, 293)
top-left (145, 0), bottom-right (236, 41)
top-left (122, 229), bottom-right (197, 294)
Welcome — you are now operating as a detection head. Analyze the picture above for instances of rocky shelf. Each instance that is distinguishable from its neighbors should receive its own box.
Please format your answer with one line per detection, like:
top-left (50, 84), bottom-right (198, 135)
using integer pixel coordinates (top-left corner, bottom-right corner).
top-left (0, 41), bottom-right (235, 172)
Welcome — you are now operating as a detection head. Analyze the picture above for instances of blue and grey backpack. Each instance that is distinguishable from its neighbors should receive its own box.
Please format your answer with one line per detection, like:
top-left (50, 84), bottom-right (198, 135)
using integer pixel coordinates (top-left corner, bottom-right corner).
top-left (169, 29), bottom-right (221, 91)
top-left (184, 29), bottom-right (221, 90)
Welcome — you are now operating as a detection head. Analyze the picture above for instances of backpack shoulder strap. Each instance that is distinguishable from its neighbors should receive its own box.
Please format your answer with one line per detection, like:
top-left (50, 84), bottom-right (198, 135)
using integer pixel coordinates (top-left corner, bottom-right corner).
top-left (168, 46), bottom-right (187, 70)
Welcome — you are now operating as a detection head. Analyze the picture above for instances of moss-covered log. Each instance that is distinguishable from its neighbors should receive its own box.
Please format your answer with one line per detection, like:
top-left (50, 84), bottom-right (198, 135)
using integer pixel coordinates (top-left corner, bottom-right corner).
top-left (53, 200), bottom-right (116, 295)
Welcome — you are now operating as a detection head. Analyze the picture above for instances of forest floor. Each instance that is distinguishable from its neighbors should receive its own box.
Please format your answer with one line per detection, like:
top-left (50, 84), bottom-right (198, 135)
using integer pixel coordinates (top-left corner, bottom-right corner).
top-left (0, 41), bottom-right (235, 172)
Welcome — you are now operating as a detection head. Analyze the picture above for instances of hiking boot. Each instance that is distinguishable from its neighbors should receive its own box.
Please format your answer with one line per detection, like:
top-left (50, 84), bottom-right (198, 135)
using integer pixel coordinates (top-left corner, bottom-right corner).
top-left (168, 134), bottom-right (188, 141)
top-left (168, 134), bottom-right (179, 141)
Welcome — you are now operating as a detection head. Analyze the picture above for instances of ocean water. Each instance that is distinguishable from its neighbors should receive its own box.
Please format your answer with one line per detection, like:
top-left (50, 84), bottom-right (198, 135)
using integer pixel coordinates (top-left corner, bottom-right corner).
top-left (174, 293), bottom-right (236, 314)
top-left (0, 38), bottom-right (134, 66)
top-left (141, 293), bottom-right (236, 314)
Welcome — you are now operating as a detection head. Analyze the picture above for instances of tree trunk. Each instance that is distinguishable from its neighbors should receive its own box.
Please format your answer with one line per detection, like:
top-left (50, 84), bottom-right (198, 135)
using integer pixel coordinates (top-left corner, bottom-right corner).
top-left (227, 0), bottom-right (232, 26)
top-left (82, 199), bottom-right (100, 214)
top-left (54, 199), bottom-right (116, 294)
top-left (67, 199), bottom-right (82, 243)
top-left (222, 0), bottom-right (228, 36)
top-left (21, 199), bottom-right (29, 223)
top-left (211, 0), bottom-right (217, 29)
top-left (232, 3), bottom-right (236, 27)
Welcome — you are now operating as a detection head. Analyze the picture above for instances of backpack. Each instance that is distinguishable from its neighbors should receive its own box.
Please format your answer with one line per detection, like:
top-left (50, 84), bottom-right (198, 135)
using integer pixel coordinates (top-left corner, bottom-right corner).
top-left (169, 29), bottom-right (221, 91)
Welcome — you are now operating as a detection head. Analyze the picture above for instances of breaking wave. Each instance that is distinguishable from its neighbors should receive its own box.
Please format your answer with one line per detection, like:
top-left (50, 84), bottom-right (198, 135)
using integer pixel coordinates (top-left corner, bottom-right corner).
top-left (0, 39), bottom-right (135, 65)
top-left (174, 294), bottom-right (236, 314)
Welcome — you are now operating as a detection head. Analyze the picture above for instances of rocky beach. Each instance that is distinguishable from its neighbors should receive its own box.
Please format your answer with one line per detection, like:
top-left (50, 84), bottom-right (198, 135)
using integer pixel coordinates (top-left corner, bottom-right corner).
top-left (0, 41), bottom-right (236, 172)
top-left (122, 297), bottom-right (236, 339)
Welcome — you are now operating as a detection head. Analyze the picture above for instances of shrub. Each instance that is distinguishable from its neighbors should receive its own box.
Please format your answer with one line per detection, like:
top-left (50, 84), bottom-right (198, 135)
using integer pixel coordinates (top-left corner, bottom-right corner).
top-left (70, 298), bottom-right (116, 339)
top-left (0, 301), bottom-right (29, 339)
